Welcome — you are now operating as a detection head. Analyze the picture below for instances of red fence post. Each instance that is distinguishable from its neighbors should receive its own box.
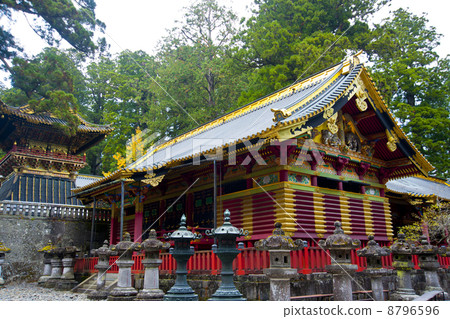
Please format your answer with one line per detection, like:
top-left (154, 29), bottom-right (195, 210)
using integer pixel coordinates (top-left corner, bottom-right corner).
top-left (302, 244), bottom-right (312, 274)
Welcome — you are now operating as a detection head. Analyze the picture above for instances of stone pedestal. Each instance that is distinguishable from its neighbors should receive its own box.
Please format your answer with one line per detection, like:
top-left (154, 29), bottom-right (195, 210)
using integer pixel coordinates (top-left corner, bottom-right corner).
top-left (38, 241), bottom-right (55, 285)
top-left (88, 240), bottom-right (114, 300)
top-left (357, 235), bottom-right (391, 301)
top-left (327, 264), bottom-right (358, 301)
top-left (88, 265), bottom-right (110, 300)
top-left (319, 221), bottom-right (360, 301)
top-left (255, 222), bottom-right (305, 301)
top-left (416, 236), bottom-right (447, 297)
top-left (55, 257), bottom-right (78, 290)
top-left (137, 258), bottom-right (164, 300)
top-left (38, 253), bottom-right (52, 285)
top-left (264, 268), bottom-right (298, 301)
top-left (136, 229), bottom-right (170, 300)
top-left (107, 232), bottom-right (139, 301)
top-left (390, 266), bottom-right (418, 301)
top-left (0, 242), bottom-right (11, 286)
top-left (45, 256), bottom-right (63, 288)
top-left (0, 255), bottom-right (6, 286)
top-left (390, 233), bottom-right (419, 301)
top-left (108, 259), bottom-right (137, 301)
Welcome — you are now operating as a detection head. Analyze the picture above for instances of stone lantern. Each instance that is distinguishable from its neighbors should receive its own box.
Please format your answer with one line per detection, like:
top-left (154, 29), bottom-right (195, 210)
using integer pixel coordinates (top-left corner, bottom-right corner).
top-left (45, 243), bottom-right (65, 288)
top-left (389, 233), bottom-right (419, 301)
top-left (137, 229), bottom-right (170, 300)
top-left (318, 221), bottom-right (360, 301)
top-left (357, 235), bottom-right (391, 301)
top-left (255, 222), bottom-right (306, 301)
top-left (415, 235), bottom-right (446, 295)
top-left (0, 242), bottom-right (11, 286)
top-left (206, 209), bottom-right (248, 301)
top-left (107, 232), bottom-right (140, 301)
top-left (56, 240), bottom-right (80, 290)
top-left (88, 240), bottom-right (114, 300)
top-left (37, 240), bottom-right (55, 285)
top-left (163, 214), bottom-right (202, 301)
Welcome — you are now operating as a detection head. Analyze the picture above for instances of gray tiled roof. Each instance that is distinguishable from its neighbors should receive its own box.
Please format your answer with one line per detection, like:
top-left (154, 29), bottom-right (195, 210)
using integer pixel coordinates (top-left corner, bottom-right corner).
top-left (75, 175), bottom-right (102, 188)
top-left (386, 177), bottom-right (450, 200)
top-left (130, 62), bottom-right (361, 170)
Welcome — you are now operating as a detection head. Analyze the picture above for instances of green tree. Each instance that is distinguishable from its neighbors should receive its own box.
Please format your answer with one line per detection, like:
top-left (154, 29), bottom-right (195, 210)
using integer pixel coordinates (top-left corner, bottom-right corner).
top-left (0, 48), bottom-right (88, 136)
top-left (100, 50), bottom-right (158, 173)
top-left (151, 0), bottom-right (245, 137)
top-left (0, 0), bottom-right (104, 72)
top-left (367, 9), bottom-right (450, 178)
top-left (237, 0), bottom-right (389, 104)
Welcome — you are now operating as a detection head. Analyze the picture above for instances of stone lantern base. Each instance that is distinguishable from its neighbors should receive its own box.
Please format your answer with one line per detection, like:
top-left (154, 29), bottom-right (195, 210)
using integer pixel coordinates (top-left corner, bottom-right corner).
top-left (38, 275), bottom-right (51, 285)
top-left (107, 287), bottom-right (138, 301)
top-left (136, 288), bottom-right (165, 301)
top-left (164, 285), bottom-right (199, 301)
top-left (390, 288), bottom-right (419, 301)
top-left (264, 268), bottom-right (298, 301)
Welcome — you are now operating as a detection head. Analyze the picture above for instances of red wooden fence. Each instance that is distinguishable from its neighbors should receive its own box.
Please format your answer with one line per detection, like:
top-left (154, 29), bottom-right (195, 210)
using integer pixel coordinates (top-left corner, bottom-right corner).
top-left (74, 243), bottom-right (450, 276)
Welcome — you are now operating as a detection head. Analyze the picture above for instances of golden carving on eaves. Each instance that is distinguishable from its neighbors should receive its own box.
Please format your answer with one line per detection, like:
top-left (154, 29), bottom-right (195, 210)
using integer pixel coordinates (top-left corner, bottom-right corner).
top-left (323, 107), bottom-right (334, 120)
top-left (326, 112), bottom-right (339, 134)
top-left (278, 120), bottom-right (312, 141)
top-left (385, 129), bottom-right (399, 152)
top-left (271, 108), bottom-right (292, 122)
top-left (142, 173), bottom-right (165, 187)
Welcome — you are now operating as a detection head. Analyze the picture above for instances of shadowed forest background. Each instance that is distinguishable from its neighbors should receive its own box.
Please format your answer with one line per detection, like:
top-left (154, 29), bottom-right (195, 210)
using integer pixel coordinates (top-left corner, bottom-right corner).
top-left (0, 0), bottom-right (448, 178)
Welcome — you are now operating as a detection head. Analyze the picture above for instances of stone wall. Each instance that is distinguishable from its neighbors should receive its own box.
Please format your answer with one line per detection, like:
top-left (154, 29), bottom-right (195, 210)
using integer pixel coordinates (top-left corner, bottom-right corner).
top-left (0, 215), bottom-right (109, 282)
top-left (154, 269), bottom-right (450, 301)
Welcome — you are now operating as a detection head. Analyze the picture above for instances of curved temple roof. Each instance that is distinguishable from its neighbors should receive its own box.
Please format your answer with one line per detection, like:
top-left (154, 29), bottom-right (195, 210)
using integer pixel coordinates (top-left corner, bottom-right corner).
top-left (0, 101), bottom-right (113, 134)
top-left (386, 176), bottom-right (450, 201)
top-left (73, 55), bottom-right (434, 194)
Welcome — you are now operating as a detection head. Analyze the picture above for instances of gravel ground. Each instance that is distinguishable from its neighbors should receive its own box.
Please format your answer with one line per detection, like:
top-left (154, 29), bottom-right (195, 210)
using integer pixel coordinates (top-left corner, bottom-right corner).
top-left (0, 282), bottom-right (89, 301)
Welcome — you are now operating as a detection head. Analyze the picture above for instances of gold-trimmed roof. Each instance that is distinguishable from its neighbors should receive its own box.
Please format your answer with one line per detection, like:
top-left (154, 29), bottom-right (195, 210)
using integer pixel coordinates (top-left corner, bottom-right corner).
top-left (74, 55), bottom-right (434, 194)
top-left (0, 100), bottom-right (113, 134)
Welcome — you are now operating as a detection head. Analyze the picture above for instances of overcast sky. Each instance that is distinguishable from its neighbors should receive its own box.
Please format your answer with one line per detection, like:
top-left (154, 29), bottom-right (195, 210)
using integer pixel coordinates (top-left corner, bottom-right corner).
top-left (1, 0), bottom-right (449, 85)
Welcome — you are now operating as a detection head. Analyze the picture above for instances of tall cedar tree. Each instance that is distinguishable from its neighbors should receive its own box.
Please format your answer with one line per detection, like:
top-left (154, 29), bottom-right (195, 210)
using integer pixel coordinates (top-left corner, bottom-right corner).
top-left (151, 0), bottom-right (245, 137)
top-left (367, 9), bottom-right (450, 178)
top-left (236, 0), bottom-right (389, 104)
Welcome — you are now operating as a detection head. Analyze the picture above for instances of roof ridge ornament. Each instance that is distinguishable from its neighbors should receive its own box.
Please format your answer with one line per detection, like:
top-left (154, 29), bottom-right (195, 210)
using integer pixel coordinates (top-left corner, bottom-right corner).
top-left (271, 108), bottom-right (292, 122)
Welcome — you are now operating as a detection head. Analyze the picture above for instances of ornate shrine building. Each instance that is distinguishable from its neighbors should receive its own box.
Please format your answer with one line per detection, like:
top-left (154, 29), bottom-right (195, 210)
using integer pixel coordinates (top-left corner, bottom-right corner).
top-left (0, 101), bottom-right (112, 208)
top-left (73, 55), bottom-right (434, 248)
top-left (386, 176), bottom-right (450, 228)
top-left (0, 100), bottom-right (114, 277)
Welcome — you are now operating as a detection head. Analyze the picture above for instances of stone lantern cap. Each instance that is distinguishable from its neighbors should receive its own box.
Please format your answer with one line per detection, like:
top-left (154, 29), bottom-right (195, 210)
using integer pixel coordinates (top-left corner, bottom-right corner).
top-left (390, 233), bottom-right (416, 255)
top-left (92, 240), bottom-right (114, 257)
top-left (141, 229), bottom-right (170, 252)
top-left (318, 221), bottom-right (360, 250)
top-left (164, 215), bottom-right (202, 241)
top-left (415, 235), bottom-right (439, 256)
top-left (357, 235), bottom-right (391, 258)
top-left (38, 240), bottom-right (55, 253)
top-left (206, 209), bottom-right (248, 238)
top-left (0, 242), bottom-right (11, 253)
top-left (255, 222), bottom-right (305, 251)
top-left (49, 243), bottom-right (65, 257)
top-left (63, 240), bottom-right (80, 256)
top-left (111, 232), bottom-right (140, 253)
